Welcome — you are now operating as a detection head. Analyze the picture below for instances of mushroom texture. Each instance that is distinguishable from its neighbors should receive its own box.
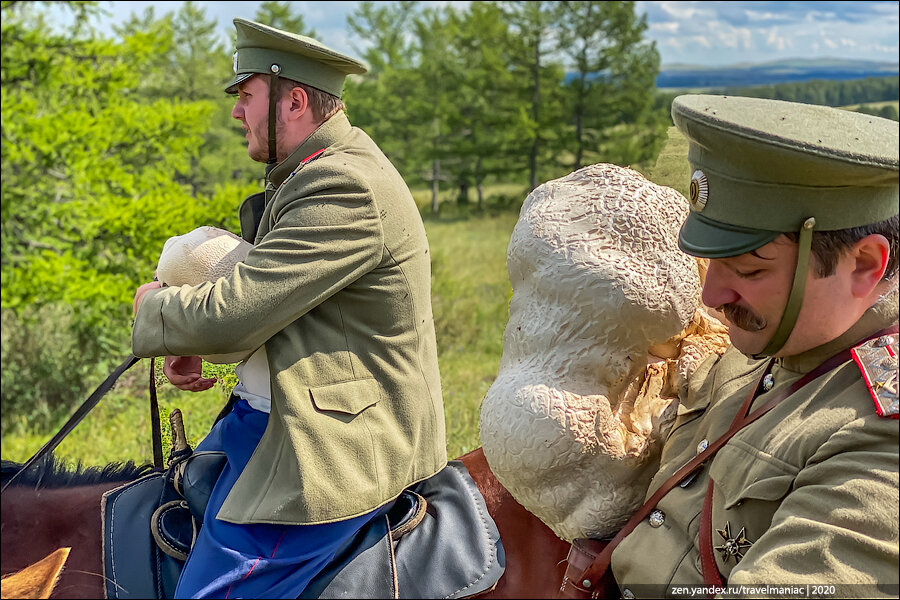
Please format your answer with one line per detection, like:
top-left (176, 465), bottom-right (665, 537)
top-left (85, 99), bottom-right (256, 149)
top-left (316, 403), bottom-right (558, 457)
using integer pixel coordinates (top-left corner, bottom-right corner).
top-left (480, 163), bottom-right (728, 542)
top-left (156, 226), bottom-right (255, 364)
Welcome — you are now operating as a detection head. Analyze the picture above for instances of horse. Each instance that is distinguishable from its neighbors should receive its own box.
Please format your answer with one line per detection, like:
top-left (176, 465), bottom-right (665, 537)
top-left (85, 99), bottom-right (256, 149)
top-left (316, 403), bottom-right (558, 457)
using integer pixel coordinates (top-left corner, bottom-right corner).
top-left (0, 547), bottom-right (70, 599)
top-left (0, 448), bottom-right (571, 599)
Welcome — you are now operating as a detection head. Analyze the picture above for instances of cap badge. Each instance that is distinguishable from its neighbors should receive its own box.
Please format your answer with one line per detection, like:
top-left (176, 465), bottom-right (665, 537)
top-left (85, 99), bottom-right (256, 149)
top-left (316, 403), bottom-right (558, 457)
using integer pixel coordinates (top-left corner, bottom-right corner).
top-left (233, 51), bottom-right (239, 74)
top-left (689, 170), bottom-right (709, 212)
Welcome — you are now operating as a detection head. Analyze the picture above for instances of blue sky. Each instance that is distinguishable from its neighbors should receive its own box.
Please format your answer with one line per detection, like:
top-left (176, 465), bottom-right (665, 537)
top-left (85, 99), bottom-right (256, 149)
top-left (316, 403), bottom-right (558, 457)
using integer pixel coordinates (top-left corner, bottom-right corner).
top-left (45, 1), bottom-right (900, 67)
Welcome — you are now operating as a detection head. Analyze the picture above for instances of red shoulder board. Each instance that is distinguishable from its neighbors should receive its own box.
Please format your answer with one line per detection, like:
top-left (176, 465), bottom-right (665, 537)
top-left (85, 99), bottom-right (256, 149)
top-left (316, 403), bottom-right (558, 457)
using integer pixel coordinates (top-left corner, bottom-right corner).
top-left (851, 333), bottom-right (898, 418)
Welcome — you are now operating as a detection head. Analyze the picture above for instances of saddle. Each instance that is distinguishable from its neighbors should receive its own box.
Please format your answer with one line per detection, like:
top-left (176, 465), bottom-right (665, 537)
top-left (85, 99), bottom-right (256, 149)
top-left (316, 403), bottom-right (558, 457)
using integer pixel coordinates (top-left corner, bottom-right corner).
top-left (101, 448), bottom-right (505, 599)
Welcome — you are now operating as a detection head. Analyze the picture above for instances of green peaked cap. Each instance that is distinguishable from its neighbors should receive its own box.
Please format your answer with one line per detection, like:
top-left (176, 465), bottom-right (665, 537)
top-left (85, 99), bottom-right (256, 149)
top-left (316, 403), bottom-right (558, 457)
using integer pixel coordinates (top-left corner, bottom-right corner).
top-left (225, 18), bottom-right (367, 98)
top-left (672, 94), bottom-right (899, 258)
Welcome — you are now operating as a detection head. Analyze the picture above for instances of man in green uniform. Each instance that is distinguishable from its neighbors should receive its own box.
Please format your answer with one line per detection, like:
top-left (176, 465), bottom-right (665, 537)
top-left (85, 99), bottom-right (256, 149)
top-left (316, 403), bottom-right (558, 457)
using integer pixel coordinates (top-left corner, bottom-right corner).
top-left (609, 96), bottom-right (898, 598)
top-left (132, 18), bottom-right (446, 598)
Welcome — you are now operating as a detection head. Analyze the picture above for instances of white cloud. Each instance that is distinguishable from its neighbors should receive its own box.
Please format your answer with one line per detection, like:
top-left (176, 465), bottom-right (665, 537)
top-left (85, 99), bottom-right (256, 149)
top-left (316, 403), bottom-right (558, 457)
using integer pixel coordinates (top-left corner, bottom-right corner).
top-left (661, 37), bottom-right (686, 50)
top-left (649, 21), bottom-right (680, 34)
top-left (691, 35), bottom-right (713, 49)
top-left (744, 10), bottom-right (780, 22)
top-left (657, 1), bottom-right (715, 21)
top-left (873, 42), bottom-right (900, 53)
top-left (765, 27), bottom-right (792, 51)
top-left (710, 25), bottom-right (753, 50)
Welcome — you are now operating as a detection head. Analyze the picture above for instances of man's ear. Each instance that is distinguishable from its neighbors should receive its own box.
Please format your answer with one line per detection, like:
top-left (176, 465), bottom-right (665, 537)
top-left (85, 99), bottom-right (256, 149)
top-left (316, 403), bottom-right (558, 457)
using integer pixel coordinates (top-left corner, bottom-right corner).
top-left (850, 234), bottom-right (890, 298)
top-left (285, 86), bottom-right (309, 121)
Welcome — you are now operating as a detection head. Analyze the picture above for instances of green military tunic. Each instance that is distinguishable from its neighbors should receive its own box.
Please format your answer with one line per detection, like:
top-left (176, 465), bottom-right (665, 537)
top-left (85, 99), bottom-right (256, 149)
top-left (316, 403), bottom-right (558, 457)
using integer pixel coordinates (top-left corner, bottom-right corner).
top-left (611, 288), bottom-right (899, 598)
top-left (133, 110), bottom-right (447, 525)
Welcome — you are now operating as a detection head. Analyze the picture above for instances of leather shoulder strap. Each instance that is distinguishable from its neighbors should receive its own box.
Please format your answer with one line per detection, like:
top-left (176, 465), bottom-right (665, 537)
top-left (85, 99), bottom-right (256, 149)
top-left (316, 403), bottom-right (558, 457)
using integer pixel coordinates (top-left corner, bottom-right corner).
top-left (699, 480), bottom-right (725, 589)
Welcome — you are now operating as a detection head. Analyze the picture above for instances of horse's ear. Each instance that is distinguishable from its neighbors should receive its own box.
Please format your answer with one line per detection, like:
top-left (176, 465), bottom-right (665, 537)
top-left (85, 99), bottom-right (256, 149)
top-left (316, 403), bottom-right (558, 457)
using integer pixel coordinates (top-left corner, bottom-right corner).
top-left (0, 547), bottom-right (70, 599)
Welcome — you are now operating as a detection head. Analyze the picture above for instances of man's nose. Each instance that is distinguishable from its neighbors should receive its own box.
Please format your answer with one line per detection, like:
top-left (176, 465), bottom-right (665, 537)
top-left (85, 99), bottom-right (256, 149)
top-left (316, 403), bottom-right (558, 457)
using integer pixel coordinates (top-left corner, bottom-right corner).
top-left (701, 260), bottom-right (740, 309)
top-left (232, 103), bottom-right (243, 120)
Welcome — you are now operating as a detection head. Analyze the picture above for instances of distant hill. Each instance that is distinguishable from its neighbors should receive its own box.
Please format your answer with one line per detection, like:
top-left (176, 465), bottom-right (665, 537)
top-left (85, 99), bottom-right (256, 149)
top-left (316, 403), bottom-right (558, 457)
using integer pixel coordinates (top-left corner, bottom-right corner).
top-left (657, 58), bottom-right (899, 89)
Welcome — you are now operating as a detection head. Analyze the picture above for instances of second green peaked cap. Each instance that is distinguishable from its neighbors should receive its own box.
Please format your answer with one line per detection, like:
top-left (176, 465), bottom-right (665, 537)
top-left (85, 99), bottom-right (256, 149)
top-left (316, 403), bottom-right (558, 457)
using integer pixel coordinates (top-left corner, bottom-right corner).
top-left (672, 95), bottom-right (899, 258)
top-left (225, 18), bottom-right (367, 97)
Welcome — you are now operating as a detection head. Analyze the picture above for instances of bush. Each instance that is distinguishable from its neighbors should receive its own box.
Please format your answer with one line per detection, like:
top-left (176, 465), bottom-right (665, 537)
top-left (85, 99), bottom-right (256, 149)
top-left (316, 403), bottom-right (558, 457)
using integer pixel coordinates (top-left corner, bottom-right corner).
top-left (0, 304), bottom-right (130, 434)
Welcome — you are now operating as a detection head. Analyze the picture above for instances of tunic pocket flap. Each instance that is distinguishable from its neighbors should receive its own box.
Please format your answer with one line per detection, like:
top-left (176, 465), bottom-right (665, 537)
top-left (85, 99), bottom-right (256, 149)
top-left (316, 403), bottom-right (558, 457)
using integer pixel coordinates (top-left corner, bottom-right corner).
top-left (710, 442), bottom-right (798, 509)
top-left (309, 378), bottom-right (383, 415)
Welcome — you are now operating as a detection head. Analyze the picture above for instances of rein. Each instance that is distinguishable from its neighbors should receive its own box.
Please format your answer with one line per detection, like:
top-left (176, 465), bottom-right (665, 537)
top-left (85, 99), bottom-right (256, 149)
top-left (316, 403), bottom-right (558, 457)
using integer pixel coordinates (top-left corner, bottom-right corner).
top-left (1, 355), bottom-right (164, 493)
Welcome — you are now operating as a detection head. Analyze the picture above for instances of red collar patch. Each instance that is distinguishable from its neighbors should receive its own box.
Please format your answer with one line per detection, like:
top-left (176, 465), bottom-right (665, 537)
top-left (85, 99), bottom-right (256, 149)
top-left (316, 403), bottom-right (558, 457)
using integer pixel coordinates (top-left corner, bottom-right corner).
top-left (300, 149), bottom-right (325, 166)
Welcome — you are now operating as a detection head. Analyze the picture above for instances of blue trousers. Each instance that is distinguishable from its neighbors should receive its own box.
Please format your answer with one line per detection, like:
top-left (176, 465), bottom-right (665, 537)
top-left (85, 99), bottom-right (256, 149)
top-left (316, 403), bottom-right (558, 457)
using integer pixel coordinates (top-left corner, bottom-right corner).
top-left (174, 399), bottom-right (382, 599)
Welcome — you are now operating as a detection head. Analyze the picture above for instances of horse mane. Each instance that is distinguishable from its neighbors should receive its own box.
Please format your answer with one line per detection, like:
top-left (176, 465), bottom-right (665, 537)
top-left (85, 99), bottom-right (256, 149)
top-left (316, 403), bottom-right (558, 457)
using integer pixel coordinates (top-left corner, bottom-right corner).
top-left (0, 454), bottom-right (158, 489)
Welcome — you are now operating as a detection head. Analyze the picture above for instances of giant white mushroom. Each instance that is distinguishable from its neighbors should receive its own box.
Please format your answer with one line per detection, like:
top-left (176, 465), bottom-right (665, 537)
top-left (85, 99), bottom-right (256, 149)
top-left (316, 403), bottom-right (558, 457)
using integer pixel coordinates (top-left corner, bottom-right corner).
top-left (480, 163), bottom-right (729, 542)
top-left (155, 225), bottom-right (255, 365)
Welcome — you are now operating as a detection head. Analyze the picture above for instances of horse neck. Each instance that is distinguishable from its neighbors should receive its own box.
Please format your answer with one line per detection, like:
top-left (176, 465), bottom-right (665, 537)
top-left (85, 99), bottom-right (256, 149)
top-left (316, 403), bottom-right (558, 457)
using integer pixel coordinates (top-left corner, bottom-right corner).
top-left (1, 481), bottom-right (123, 599)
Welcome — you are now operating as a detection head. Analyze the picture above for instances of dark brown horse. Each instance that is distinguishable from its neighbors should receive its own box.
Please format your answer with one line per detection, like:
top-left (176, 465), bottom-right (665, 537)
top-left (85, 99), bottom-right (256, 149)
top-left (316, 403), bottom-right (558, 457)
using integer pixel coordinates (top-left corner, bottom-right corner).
top-left (0, 449), bottom-right (570, 599)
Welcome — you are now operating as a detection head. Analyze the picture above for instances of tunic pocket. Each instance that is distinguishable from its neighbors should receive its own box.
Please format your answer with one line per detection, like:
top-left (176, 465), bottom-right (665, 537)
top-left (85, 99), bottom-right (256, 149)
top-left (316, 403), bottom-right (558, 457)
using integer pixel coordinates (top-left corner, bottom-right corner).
top-left (309, 378), bottom-right (383, 421)
top-left (706, 442), bottom-right (798, 574)
top-left (710, 441), bottom-right (798, 509)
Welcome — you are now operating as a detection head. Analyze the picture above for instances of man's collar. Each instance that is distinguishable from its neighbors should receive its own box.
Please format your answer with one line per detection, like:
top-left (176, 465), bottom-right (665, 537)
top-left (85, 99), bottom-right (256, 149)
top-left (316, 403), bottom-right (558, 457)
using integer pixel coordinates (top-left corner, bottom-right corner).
top-left (267, 111), bottom-right (352, 188)
top-left (779, 283), bottom-right (900, 373)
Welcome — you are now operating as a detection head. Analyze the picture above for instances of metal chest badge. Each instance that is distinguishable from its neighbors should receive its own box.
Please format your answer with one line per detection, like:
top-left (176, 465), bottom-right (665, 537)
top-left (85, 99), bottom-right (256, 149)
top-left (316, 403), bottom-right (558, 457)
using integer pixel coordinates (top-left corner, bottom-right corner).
top-left (851, 333), bottom-right (898, 419)
top-left (714, 521), bottom-right (753, 563)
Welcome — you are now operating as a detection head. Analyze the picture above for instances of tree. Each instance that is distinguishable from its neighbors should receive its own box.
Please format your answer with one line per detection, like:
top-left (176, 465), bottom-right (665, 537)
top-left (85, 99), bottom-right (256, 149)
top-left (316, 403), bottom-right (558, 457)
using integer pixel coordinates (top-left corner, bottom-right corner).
top-left (113, 2), bottom-right (257, 195)
top-left (254, 1), bottom-right (316, 36)
top-left (445, 1), bottom-right (527, 207)
top-left (410, 5), bottom-right (463, 213)
top-left (344, 2), bottom-right (424, 187)
top-left (558, 1), bottom-right (667, 170)
top-left (497, 1), bottom-right (567, 191)
top-left (1, 1), bottom-right (255, 423)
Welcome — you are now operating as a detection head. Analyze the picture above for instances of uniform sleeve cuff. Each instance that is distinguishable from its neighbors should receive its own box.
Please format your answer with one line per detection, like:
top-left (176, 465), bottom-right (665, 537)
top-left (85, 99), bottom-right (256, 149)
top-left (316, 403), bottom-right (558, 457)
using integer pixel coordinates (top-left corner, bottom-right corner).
top-left (132, 287), bottom-right (171, 357)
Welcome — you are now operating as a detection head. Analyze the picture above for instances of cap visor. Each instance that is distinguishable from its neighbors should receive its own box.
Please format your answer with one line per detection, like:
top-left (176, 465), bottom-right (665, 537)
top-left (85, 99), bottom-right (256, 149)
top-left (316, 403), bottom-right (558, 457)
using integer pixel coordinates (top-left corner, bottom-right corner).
top-left (678, 212), bottom-right (781, 258)
top-left (224, 72), bottom-right (254, 94)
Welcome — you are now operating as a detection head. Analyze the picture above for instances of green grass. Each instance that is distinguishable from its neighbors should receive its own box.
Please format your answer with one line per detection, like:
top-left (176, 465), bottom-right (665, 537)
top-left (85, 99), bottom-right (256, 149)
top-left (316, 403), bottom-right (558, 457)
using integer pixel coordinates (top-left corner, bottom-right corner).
top-left (640, 126), bottom-right (691, 199)
top-left (0, 386), bottom-right (224, 466)
top-left (426, 209), bottom-right (520, 456)
top-left (841, 100), bottom-right (899, 111)
top-left (1, 140), bottom-right (690, 467)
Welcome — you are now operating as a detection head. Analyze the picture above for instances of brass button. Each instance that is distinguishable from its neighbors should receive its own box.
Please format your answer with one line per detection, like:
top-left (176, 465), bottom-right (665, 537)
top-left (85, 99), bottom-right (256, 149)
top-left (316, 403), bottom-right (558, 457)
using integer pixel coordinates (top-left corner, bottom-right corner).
top-left (649, 509), bottom-right (665, 528)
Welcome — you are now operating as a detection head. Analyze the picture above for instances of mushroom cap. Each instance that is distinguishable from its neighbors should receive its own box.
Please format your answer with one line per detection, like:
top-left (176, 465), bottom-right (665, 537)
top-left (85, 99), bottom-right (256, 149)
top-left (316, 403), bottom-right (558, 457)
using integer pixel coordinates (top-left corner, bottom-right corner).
top-left (156, 226), bottom-right (255, 364)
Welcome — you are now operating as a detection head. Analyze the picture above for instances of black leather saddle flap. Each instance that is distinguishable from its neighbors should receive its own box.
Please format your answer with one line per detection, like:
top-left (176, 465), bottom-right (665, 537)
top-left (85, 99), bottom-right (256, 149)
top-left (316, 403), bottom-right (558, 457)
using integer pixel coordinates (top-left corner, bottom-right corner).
top-left (102, 473), bottom-right (183, 599)
top-left (394, 460), bottom-right (505, 598)
top-left (304, 460), bottom-right (505, 599)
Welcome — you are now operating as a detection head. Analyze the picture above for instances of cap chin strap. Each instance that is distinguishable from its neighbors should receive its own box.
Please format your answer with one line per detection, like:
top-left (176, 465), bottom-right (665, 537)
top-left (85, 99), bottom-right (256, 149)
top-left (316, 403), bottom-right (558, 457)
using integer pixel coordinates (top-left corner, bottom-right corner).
top-left (266, 65), bottom-right (281, 170)
top-left (756, 217), bottom-right (817, 357)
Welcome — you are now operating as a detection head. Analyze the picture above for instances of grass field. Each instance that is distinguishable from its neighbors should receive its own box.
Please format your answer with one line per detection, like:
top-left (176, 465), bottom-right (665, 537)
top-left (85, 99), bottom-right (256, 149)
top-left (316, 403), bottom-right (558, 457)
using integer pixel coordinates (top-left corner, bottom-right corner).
top-left (841, 100), bottom-right (900, 112)
top-left (1, 131), bottom-right (689, 467)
